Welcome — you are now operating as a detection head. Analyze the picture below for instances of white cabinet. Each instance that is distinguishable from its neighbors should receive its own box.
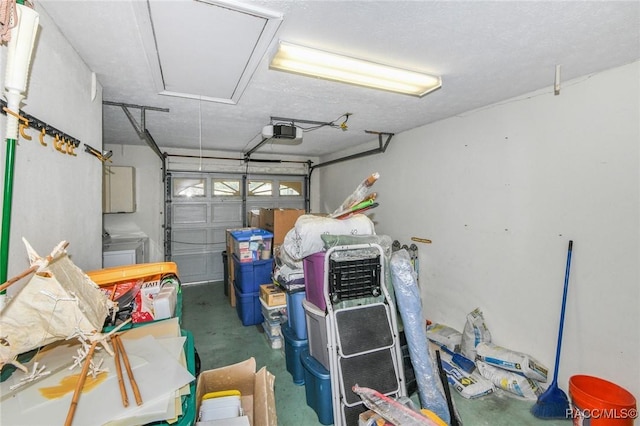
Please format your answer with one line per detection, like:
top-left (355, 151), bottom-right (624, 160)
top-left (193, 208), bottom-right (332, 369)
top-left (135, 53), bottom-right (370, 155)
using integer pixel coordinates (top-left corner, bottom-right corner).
top-left (103, 239), bottom-right (145, 268)
top-left (103, 166), bottom-right (136, 213)
top-left (103, 249), bottom-right (137, 268)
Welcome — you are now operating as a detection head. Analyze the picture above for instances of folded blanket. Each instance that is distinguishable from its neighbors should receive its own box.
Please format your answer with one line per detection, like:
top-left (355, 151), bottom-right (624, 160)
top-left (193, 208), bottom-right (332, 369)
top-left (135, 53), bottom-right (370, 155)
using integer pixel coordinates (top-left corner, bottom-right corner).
top-left (282, 214), bottom-right (375, 261)
top-left (274, 264), bottom-right (304, 284)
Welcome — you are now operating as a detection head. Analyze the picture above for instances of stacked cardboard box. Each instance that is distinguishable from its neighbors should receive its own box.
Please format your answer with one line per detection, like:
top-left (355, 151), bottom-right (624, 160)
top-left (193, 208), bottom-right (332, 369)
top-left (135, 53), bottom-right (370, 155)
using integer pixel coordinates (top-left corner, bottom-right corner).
top-left (247, 209), bottom-right (260, 228)
top-left (259, 208), bottom-right (305, 247)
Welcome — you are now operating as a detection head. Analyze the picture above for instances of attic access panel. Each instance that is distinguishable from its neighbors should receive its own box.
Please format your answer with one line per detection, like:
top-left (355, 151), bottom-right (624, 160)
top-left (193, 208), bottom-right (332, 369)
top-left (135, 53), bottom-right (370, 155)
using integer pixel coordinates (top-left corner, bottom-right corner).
top-left (136, 0), bottom-right (282, 104)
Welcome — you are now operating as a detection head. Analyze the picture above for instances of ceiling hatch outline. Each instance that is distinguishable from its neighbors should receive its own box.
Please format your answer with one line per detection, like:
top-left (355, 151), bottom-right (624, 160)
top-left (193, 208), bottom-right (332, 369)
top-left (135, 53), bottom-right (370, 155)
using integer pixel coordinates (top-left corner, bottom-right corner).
top-left (133, 0), bottom-right (283, 105)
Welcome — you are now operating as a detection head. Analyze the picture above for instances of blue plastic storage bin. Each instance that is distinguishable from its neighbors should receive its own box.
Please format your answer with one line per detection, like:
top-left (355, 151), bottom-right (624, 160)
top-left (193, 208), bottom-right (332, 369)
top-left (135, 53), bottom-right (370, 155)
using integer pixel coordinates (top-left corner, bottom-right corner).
top-left (230, 229), bottom-right (273, 262)
top-left (230, 228), bottom-right (273, 243)
top-left (286, 289), bottom-right (307, 340)
top-left (282, 324), bottom-right (308, 386)
top-left (233, 254), bottom-right (274, 293)
top-left (301, 349), bottom-right (333, 425)
top-left (233, 283), bottom-right (263, 326)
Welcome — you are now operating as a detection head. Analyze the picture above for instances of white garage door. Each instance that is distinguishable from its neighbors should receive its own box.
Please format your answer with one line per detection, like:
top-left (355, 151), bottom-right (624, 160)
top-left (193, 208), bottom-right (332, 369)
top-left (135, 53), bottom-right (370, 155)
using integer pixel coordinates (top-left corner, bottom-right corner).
top-left (166, 172), bottom-right (306, 284)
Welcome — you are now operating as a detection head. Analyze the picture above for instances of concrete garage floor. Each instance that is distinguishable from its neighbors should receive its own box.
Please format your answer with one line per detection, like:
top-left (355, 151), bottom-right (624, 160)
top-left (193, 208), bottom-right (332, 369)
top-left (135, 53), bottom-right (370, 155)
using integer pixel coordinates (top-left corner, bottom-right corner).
top-left (182, 282), bottom-right (571, 426)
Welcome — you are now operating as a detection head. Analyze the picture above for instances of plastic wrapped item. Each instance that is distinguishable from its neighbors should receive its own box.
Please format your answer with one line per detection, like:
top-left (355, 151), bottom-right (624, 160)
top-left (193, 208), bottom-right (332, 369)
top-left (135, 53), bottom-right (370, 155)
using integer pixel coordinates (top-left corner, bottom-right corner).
top-left (390, 249), bottom-right (450, 424)
top-left (353, 385), bottom-right (442, 426)
top-left (476, 342), bottom-right (548, 382)
top-left (331, 172), bottom-right (379, 216)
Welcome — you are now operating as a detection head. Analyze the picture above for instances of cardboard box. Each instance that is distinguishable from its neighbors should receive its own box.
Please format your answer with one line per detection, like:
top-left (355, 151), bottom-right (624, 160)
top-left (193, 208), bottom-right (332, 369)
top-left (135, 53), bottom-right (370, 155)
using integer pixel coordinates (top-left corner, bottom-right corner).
top-left (259, 208), bottom-right (305, 246)
top-left (248, 210), bottom-right (260, 228)
top-left (260, 284), bottom-right (286, 307)
top-left (359, 410), bottom-right (394, 425)
top-left (196, 358), bottom-right (276, 426)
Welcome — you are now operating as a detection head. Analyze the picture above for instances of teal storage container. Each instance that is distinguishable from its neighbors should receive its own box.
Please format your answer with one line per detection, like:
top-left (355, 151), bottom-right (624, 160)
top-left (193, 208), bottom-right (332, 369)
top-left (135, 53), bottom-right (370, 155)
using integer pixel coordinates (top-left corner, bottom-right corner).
top-left (301, 348), bottom-right (333, 425)
top-left (286, 289), bottom-right (307, 340)
top-left (283, 324), bottom-right (308, 385)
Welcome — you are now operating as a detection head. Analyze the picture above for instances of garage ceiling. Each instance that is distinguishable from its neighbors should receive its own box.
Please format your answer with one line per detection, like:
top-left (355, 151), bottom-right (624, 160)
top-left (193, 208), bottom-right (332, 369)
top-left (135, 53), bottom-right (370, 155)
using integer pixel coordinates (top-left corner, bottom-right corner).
top-left (39, 0), bottom-right (640, 158)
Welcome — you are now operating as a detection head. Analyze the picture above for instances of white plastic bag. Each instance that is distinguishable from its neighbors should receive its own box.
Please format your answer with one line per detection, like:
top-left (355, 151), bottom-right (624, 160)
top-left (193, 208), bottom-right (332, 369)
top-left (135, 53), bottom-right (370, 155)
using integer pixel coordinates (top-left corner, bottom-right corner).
top-left (436, 348), bottom-right (494, 399)
top-left (477, 361), bottom-right (544, 400)
top-left (476, 342), bottom-right (548, 382)
top-left (282, 214), bottom-right (375, 260)
top-left (460, 307), bottom-right (492, 360)
top-left (427, 323), bottom-right (463, 353)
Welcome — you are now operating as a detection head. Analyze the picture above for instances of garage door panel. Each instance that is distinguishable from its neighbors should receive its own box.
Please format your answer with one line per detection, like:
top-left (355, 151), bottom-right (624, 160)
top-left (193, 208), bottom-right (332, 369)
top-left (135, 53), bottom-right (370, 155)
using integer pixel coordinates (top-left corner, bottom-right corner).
top-left (169, 172), bottom-right (305, 284)
top-left (173, 203), bottom-right (208, 224)
top-left (210, 249), bottom-right (224, 281)
top-left (172, 229), bottom-right (208, 253)
top-left (172, 253), bottom-right (209, 283)
top-left (212, 228), bottom-right (227, 244)
top-left (211, 202), bottom-right (241, 223)
top-left (246, 201), bottom-right (272, 213)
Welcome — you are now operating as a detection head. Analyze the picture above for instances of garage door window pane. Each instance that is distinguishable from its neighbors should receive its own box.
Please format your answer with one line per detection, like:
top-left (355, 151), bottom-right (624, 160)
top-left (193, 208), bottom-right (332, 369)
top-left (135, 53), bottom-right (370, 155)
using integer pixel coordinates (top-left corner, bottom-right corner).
top-left (280, 181), bottom-right (302, 196)
top-left (213, 179), bottom-right (240, 196)
top-left (174, 178), bottom-right (205, 197)
top-left (248, 180), bottom-right (272, 196)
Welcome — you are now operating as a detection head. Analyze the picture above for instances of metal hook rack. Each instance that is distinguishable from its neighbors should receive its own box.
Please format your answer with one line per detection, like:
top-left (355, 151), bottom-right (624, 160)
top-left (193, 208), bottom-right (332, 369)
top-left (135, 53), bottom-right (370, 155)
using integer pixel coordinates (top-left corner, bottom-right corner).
top-left (0, 99), bottom-right (81, 148)
top-left (84, 144), bottom-right (112, 162)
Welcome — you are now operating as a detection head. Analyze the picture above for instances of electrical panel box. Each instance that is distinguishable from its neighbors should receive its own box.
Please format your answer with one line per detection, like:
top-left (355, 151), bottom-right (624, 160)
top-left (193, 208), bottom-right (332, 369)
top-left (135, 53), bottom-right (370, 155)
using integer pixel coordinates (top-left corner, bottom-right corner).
top-left (103, 165), bottom-right (136, 213)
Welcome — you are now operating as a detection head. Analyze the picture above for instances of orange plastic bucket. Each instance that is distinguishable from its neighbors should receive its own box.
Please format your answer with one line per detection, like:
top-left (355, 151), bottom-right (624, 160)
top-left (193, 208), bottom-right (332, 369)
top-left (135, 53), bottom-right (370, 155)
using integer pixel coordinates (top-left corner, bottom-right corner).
top-left (569, 375), bottom-right (637, 426)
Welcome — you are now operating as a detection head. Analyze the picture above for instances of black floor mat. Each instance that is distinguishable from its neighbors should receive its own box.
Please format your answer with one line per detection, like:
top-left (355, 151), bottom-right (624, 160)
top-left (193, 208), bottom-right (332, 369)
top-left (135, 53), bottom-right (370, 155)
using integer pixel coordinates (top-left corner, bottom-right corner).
top-left (339, 348), bottom-right (400, 405)
top-left (335, 304), bottom-right (393, 356)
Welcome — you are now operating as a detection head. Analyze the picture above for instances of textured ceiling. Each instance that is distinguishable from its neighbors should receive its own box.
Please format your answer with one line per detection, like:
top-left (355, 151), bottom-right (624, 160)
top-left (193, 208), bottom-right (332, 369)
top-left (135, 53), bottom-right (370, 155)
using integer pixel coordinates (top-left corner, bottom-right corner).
top-left (39, 0), bottom-right (640, 158)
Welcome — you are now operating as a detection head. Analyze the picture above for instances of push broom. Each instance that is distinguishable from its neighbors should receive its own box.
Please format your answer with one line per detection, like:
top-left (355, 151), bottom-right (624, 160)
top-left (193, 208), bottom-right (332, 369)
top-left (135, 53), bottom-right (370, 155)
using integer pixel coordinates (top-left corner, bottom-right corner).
top-left (531, 240), bottom-right (573, 419)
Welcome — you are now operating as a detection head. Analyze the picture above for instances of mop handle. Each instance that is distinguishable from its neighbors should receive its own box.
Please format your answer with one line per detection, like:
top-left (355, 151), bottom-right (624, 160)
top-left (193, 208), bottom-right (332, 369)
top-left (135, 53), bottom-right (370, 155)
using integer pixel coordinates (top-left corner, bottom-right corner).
top-left (552, 240), bottom-right (572, 385)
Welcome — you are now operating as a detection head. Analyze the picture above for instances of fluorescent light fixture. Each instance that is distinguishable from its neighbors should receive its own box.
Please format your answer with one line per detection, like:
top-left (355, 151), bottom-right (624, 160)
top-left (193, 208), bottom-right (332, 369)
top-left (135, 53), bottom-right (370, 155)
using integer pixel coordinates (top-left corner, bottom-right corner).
top-left (270, 41), bottom-right (441, 97)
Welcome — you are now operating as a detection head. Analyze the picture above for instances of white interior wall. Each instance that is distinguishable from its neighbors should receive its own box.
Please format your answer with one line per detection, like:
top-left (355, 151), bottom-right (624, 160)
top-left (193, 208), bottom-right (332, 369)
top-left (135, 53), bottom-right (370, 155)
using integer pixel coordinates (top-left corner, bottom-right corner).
top-left (103, 144), bottom-right (164, 262)
top-left (0, 4), bottom-right (103, 290)
top-left (319, 61), bottom-right (640, 399)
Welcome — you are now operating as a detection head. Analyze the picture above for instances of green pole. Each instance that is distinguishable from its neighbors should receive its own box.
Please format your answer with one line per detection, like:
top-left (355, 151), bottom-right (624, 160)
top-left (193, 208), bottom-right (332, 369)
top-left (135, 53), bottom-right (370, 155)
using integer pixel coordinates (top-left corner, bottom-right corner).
top-left (1, 0), bottom-right (25, 290)
top-left (0, 138), bottom-right (16, 287)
